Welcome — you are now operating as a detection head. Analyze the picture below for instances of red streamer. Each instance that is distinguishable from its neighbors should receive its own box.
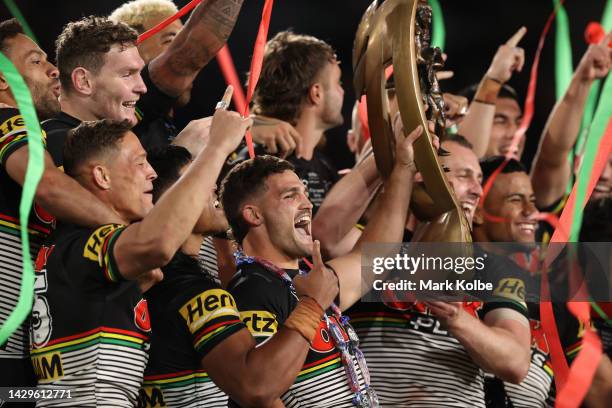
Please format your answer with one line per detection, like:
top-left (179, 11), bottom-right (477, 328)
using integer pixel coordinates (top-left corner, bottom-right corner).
top-left (216, 45), bottom-right (247, 113)
top-left (540, 118), bottom-right (612, 402)
top-left (508, 2), bottom-right (561, 155)
top-left (136, 0), bottom-right (203, 45)
top-left (242, 0), bottom-right (275, 159)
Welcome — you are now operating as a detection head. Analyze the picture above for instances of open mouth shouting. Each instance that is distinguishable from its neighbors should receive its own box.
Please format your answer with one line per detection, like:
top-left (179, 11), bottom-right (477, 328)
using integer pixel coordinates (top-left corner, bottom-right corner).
top-left (294, 211), bottom-right (312, 240)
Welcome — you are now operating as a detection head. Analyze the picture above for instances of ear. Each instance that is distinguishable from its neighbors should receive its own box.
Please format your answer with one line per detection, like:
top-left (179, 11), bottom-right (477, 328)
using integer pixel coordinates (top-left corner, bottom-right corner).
top-left (241, 204), bottom-right (262, 227)
top-left (0, 73), bottom-right (8, 92)
top-left (308, 82), bottom-right (323, 106)
top-left (71, 67), bottom-right (94, 96)
top-left (92, 165), bottom-right (111, 190)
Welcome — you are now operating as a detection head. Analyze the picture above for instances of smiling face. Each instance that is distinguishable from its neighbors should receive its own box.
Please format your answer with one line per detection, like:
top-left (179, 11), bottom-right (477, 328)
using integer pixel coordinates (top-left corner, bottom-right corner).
top-left (254, 170), bottom-right (314, 259)
top-left (3, 34), bottom-right (60, 120)
top-left (106, 131), bottom-right (157, 221)
top-left (439, 141), bottom-right (483, 226)
top-left (480, 171), bottom-right (539, 244)
top-left (487, 97), bottom-right (524, 159)
top-left (89, 44), bottom-right (147, 126)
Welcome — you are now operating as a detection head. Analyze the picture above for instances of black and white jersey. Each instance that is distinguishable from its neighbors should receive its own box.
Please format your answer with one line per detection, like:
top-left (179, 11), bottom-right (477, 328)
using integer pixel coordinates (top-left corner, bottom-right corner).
top-left (139, 252), bottom-right (244, 408)
top-left (0, 108), bottom-right (54, 386)
top-left (30, 223), bottom-right (150, 407)
top-left (228, 262), bottom-right (367, 408)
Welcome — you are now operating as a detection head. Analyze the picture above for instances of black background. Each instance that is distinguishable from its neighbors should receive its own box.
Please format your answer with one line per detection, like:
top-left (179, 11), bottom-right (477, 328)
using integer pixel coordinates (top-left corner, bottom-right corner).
top-left (1, 0), bottom-right (608, 170)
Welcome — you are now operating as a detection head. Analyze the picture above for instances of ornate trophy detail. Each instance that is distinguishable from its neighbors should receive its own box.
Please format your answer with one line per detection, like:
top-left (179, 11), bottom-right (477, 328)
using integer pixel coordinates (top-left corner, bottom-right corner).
top-left (353, 0), bottom-right (471, 243)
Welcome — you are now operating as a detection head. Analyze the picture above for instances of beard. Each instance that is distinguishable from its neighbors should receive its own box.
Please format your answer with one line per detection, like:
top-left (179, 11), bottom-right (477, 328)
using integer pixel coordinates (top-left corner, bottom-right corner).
top-left (31, 83), bottom-right (60, 120)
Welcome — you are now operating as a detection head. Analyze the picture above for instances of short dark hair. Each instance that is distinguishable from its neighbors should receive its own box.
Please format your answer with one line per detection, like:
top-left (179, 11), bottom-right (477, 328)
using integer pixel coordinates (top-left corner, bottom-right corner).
top-left (0, 19), bottom-right (24, 54)
top-left (220, 155), bottom-right (294, 244)
top-left (56, 16), bottom-right (138, 93)
top-left (252, 30), bottom-right (337, 124)
top-left (479, 155), bottom-right (527, 185)
top-left (440, 133), bottom-right (473, 150)
top-left (458, 82), bottom-right (519, 103)
top-left (147, 145), bottom-right (192, 203)
top-left (64, 119), bottom-right (132, 177)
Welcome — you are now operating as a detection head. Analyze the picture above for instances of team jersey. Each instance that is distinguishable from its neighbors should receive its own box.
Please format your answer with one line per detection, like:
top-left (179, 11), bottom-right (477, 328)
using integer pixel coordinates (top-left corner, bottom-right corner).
top-left (347, 251), bottom-right (530, 407)
top-left (227, 262), bottom-right (367, 408)
top-left (30, 223), bottom-right (150, 407)
top-left (139, 251), bottom-right (244, 408)
top-left (0, 108), bottom-right (54, 384)
top-left (491, 252), bottom-right (554, 408)
top-left (42, 65), bottom-right (177, 167)
top-left (198, 236), bottom-right (221, 285)
top-left (287, 150), bottom-right (339, 214)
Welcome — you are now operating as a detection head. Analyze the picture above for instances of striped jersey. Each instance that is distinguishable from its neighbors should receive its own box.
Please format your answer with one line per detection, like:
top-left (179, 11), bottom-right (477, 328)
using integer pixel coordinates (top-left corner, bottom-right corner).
top-left (347, 251), bottom-right (529, 407)
top-left (495, 253), bottom-right (554, 408)
top-left (198, 235), bottom-right (221, 285)
top-left (0, 108), bottom-right (54, 370)
top-left (228, 262), bottom-right (367, 408)
top-left (139, 252), bottom-right (244, 408)
top-left (30, 223), bottom-right (150, 407)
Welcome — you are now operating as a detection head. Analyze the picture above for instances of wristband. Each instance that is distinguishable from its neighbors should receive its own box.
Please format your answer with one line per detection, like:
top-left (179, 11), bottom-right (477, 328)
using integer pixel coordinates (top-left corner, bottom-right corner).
top-left (284, 296), bottom-right (324, 343)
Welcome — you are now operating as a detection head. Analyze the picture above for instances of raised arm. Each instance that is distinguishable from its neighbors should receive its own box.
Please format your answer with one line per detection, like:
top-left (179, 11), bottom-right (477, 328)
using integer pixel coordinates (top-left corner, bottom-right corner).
top-left (531, 32), bottom-right (612, 208)
top-left (203, 241), bottom-right (338, 407)
top-left (6, 148), bottom-right (125, 226)
top-left (148, 0), bottom-right (245, 97)
top-left (312, 153), bottom-right (382, 259)
top-left (329, 116), bottom-right (420, 311)
top-left (115, 107), bottom-right (252, 280)
top-left (458, 27), bottom-right (526, 157)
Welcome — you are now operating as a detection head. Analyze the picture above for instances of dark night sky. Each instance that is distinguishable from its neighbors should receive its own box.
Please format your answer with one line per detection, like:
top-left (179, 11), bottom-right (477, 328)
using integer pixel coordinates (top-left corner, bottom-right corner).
top-left (1, 0), bottom-right (608, 170)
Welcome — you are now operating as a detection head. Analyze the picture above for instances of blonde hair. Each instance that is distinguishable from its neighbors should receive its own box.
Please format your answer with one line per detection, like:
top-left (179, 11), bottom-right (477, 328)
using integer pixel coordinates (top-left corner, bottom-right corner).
top-left (109, 0), bottom-right (178, 34)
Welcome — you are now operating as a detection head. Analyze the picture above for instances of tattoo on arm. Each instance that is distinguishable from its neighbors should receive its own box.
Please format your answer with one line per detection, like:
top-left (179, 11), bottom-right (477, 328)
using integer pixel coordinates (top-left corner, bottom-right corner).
top-left (200, 0), bottom-right (244, 42)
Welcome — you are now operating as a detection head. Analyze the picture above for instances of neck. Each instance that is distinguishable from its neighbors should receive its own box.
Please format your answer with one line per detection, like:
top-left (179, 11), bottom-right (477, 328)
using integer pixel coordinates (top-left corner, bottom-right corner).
top-left (242, 236), bottom-right (299, 270)
top-left (181, 232), bottom-right (204, 257)
top-left (0, 94), bottom-right (16, 109)
top-left (294, 111), bottom-right (325, 161)
top-left (60, 93), bottom-right (98, 122)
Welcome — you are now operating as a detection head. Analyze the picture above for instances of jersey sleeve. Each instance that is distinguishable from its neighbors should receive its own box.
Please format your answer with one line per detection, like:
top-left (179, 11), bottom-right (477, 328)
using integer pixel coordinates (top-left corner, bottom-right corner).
top-left (480, 254), bottom-right (529, 319)
top-left (228, 268), bottom-right (291, 344)
top-left (0, 108), bottom-right (46, 167)
top-left (64, 223), bottom-right (128, 286)
top-left (174, 285), bottom-right (245, 359)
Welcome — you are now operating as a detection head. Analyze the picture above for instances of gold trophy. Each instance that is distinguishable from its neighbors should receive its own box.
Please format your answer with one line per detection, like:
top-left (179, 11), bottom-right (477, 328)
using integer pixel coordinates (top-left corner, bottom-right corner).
top-left (353, 0), bottom-right (472, 244)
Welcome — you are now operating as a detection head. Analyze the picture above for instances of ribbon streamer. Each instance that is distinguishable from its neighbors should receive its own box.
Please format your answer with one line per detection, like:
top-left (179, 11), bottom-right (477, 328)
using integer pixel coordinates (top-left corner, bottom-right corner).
top-left (137, 0), bottom-right (202, 44)
top-left (429, 0), bottom-right (445, 51)
top-left (540, 72), bottom-right (612, 403)
top-left (2, 0), bottom-right (38, 44)
top-left (242, 0), bottom-right (275, 159)
top-left (553, 0), bottom-right (573, 100)
top-left (0, 53), bottom-right (44, 345)
top-left (216, 45), bottom-right (247, 113)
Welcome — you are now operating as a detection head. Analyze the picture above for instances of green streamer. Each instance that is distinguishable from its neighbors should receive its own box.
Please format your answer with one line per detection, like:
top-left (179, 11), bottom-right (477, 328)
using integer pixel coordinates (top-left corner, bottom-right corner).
top-left (2, 0), bottom-right (38, 44)
top-left (429, 0), bottom-right (445, 51)
top-left (0, 53), bottom-right (44, 345)
top-left (602, 0), bottom-right (612, 29)
top-left (569, 74), bottom-right (612, 242)
top-left (553, 0), bottom-right (573, 100)
top-left (571, 0), bottom-right (612, 194)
